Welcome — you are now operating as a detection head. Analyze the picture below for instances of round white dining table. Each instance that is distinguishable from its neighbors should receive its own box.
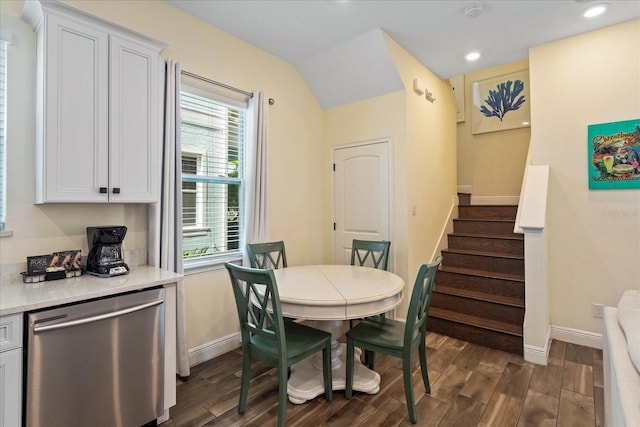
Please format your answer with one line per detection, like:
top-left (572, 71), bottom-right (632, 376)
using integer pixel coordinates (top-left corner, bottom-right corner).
top-left (271, 264), bottom-right (404, 404)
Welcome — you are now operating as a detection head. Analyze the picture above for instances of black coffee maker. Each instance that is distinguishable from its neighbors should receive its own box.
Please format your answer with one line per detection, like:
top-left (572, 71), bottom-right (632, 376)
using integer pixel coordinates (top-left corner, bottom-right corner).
top-left (86, 226), bottom-right (130, 277)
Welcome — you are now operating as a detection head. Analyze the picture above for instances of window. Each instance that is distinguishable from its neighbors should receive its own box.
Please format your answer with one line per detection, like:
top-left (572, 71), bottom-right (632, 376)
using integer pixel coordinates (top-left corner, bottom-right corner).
top-left (180, 88), bottom-right (246, 267)
top-left (181, 153), bottom-right (200, 228)
top-left (0, 31), bottom-right (9, 232)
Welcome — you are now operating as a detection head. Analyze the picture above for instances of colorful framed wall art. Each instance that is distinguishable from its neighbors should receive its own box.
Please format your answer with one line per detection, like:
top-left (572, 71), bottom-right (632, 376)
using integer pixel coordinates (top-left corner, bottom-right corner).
top-left (588, 118), bottom-right (640, 190)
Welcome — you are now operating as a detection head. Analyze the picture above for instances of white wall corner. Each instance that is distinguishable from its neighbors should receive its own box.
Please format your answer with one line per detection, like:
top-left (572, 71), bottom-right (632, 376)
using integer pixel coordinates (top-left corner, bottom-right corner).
top-left (551, 325), bottom-right (603, 350)
top-left (523, 230), bottom-right (550, 361)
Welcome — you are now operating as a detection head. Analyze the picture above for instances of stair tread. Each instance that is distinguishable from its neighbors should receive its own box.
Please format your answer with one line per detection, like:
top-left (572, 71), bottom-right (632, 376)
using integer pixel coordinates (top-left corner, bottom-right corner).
top-left (439, 265), bottom-right (524, 282)
top-left (442, 248), bottom-right (524, 260)
top-left (450, 232), bottom-right (524, 241)
top-left (429, 307), bottom-right (523, 336)
top-left (434, 285), bottom-right (525, 307)
top-left (454, 218), bottom-right (516, 223)
top-left (460, 204), bottom-right (518, 207)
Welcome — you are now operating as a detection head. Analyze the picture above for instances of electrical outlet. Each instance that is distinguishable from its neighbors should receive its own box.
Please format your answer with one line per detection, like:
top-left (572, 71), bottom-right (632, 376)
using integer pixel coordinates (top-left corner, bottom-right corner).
top-left (593, 303), bottom-right (604, 318)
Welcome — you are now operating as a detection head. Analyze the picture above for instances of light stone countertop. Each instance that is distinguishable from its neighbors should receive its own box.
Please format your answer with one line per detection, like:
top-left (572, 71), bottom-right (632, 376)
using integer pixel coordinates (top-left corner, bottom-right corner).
top-left (0, 265), bottom-right (183, 316)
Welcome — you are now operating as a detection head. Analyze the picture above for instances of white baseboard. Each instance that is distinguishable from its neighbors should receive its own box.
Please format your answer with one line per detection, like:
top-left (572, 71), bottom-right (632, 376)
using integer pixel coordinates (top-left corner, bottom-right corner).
top-left (524, 344), bottom-right (550, 365)
top-left (524, 326), bottom-right (551, 365)
top-left (188, 332), bottom-right (241, 367)
top-left (186, 327), bottom-right (603, 370)
top-left (470, 195), bottom-right (520, 205)
top-left (551, 325), bottom-right (603, 350)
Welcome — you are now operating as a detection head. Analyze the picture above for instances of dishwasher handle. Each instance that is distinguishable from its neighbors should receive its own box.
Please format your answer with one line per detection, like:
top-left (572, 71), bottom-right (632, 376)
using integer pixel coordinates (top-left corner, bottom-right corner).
top-left (33, 299), bottom-right (164, 333)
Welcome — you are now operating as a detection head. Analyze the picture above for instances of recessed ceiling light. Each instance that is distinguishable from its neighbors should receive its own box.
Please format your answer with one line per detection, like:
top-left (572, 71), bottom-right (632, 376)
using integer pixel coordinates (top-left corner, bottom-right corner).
top-left (465, 52), bottom-right (480, 61)
top-left (584, 3), bottom-right (609, 18)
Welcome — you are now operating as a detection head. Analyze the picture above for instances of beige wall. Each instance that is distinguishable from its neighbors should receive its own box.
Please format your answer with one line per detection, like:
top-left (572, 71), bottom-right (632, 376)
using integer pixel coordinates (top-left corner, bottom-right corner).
top-left (385, 34), bottom-right (457, 311)
top-left (529, 20), bottom-right (640, 334)
top-left (457, 59), bottom-right (531, 199)
top-left (0, 0), bottom-right (328, 351)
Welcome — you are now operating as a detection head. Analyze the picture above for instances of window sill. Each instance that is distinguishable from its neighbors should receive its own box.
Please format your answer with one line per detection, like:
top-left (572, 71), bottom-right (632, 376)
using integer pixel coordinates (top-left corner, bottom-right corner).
top-left (183, 254), bottom-right (243, 276)
top-left (0, 229), bottom-right (13, 238)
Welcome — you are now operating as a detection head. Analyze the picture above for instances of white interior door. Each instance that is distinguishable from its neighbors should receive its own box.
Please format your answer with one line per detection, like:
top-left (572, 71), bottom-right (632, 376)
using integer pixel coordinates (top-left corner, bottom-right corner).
top-left (332, 140), bottom-right (391, 265)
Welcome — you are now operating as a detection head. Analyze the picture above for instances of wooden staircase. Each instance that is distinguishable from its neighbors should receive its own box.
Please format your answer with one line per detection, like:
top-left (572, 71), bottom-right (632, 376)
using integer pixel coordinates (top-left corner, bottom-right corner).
top-left (427, 193), bottom-right (525, 355)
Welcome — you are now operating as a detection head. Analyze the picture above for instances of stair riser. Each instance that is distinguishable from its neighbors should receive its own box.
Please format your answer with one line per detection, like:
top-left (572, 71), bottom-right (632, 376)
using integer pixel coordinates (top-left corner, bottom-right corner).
top-left (458, 205), bottom-right (518, 220)
top-left (458, 193), bottom-right (471, 205)
top-left (431, 293), bottom-right (524, 325)
top-left (448, 235), bottom-right (523, 256)
top-left (427, 317), bottom-right (523, 356)
top-left (453, 219), bottom-right (518, 237)
top-left (436, 271), bottom-right (524, 299)
top-left (442, 252), bottom-right (524, 276)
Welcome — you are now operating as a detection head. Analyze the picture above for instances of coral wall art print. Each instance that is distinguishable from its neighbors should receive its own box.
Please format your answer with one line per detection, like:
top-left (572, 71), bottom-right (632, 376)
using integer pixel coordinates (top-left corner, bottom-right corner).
top-left (588, 118), bottom-right (640, 190)
top-left (471, 69), bottom-right (531, 135)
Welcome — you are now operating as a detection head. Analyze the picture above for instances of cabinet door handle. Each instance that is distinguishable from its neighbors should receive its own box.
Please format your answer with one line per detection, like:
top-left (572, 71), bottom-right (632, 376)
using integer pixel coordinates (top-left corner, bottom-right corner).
top-left (99, 187), bottom-right (108, 194)
top-left (112, 187), bottom-right (121, 194)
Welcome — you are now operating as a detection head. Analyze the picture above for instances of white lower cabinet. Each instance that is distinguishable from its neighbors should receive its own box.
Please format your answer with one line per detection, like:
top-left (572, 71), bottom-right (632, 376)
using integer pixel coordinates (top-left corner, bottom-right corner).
top-left (0, 314), bottom-right (23, 427)
top-left (0, 349), bottom-right (22, 427)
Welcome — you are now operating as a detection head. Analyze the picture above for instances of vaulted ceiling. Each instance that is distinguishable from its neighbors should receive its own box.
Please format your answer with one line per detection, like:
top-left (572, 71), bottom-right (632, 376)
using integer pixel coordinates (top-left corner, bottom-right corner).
top-left (166, 1), bottom-right (640, 108)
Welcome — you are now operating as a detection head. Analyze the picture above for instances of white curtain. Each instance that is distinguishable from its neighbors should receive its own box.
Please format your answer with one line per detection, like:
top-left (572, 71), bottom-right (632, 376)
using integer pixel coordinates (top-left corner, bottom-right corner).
top-left (243, 91), bottom-right (271, 264)
top-left (149, 59), bottom-right (190, 377)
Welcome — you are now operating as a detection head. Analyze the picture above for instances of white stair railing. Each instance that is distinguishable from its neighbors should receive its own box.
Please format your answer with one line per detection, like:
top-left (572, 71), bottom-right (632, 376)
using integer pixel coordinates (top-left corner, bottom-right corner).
top-left (516, 156), bottom-right (551, 365)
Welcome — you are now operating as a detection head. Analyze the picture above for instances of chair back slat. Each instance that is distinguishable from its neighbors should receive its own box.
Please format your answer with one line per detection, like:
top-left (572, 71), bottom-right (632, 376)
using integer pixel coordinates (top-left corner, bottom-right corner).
top-left (403, 256), bottom-right (443, 347)
top-left (350, 239), bottom-right (391, 270)
top-left (247, 241), bottom-right (288, 269)
top-left (226, 263), bottom-right (286, 353)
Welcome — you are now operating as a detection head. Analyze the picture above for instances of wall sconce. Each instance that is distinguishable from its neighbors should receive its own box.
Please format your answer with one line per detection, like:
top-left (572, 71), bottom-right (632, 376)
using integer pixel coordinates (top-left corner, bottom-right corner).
top-left (425, 90), bottom-right (436, 103)
top-left (414, 78), bottom-right (436, 102)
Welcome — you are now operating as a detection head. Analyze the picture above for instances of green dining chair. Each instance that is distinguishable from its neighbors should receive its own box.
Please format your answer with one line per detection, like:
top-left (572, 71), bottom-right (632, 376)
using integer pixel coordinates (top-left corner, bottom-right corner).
top-left (349, 239), bottom-right (392, 366)
top-left (350, 239), bottom-right (390, 270)
top-left (225, 262), bottom-right (333, 427)
top-left (345, 256), bottom-right (443, 424)
top-left (247, 241), bottom-right (287, 269)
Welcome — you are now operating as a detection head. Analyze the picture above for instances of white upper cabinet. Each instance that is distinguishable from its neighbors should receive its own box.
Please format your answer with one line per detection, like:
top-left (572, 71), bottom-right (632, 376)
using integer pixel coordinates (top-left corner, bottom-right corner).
top-left (39, 11), bottom-right (110, 202)
top-left (109, 35), bottom-right (162, 202)
top-left (22, 0), bottom-right (167, 203)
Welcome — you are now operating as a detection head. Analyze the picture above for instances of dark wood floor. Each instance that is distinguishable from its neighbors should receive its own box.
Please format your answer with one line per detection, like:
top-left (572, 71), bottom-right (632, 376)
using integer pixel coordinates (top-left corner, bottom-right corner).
top-left (160, 332), bottom-right (604, 426)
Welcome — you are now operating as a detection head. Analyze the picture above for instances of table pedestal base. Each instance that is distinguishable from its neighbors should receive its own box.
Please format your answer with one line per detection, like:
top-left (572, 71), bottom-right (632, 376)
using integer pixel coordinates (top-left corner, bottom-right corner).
top-left (287, 320), bottom-right (380, 404)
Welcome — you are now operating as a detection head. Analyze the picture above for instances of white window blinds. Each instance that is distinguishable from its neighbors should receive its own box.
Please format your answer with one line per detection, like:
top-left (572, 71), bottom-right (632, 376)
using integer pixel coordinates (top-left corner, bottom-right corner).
top-left (0, 31), bottom-right (10, 232)
top-left (180, 90), bottom-right (246, 264)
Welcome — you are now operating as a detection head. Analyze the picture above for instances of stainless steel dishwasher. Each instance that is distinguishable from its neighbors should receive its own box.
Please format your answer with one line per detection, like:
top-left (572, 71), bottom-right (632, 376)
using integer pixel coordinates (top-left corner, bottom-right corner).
top-left (25, 287), bottom-right (165, 427)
